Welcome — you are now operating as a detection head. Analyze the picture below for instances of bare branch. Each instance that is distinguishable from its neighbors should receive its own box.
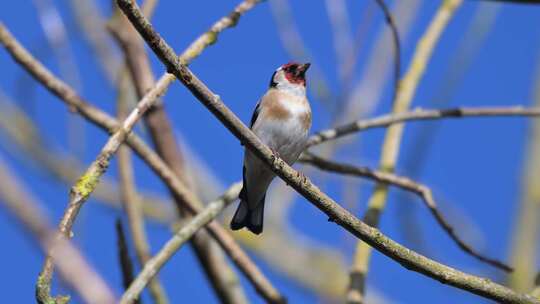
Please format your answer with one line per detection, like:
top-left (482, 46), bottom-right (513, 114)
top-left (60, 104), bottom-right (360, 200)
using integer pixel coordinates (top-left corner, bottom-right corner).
top-left (108, 3), bottom-right (249, 302)
top-left (116, 1), bottom-right (538, 302)
top-left (372, 0), bottom-right (401, 104)
top-left (0, 88), bottom-right (173, 222)
top-left (348, 0), bottom-right (464, 300)
top-left (300, 153), bottom-right (513, 272)
top-left (0, 157), bottom-right (116, 304)
top-left (0, 18), bottom-right (283, 304)
top-left (120, 183), bottom-right (242, 304)
top-left (307, 106), bottom-right (540, 147)
top-left (116, 67), bottom-right (169, 304)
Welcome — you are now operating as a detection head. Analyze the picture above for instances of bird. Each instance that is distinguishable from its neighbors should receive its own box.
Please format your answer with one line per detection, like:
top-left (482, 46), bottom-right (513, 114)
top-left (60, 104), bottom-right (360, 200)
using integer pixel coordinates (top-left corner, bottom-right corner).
top-left (230, 62), bottom-right (312, 235)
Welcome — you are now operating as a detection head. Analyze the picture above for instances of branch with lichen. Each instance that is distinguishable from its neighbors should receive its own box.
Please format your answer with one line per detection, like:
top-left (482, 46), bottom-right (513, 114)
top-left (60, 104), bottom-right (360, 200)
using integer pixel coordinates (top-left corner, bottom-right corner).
top-left (0, 88), bottom-right (174, 222)
top-left (116, 1), bottom-right (538, 302)
top-left (0, 18), bottom-right (282, 304)
top-left (347, 1), bottom-right (463, 302)
top-left (116, 67), bottom-right (169, 304)
top-left (0, 156), bottom-right (116, 304)
top-left (35, 60), bottom-right (164, 301)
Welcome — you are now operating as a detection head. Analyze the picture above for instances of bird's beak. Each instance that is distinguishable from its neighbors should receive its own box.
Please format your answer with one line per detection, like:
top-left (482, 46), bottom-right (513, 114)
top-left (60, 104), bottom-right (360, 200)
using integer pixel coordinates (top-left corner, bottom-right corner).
top-left (298, 63), bottom-right (311, 76)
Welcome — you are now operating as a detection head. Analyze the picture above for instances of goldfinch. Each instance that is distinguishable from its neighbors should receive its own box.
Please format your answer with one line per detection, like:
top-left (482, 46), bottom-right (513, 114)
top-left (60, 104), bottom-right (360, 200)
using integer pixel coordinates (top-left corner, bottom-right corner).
top-left (231, 62), bottom-right (312, 234)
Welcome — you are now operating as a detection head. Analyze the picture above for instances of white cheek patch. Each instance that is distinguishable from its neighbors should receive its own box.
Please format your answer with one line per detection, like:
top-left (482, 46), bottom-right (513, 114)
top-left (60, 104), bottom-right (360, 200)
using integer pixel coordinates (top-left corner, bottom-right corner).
top-left (273, 70), bottom-right (306, 97)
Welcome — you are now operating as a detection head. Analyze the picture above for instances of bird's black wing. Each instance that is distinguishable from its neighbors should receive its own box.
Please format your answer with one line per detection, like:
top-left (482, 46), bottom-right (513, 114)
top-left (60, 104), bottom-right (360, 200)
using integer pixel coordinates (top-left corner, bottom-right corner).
top-left (249, 101), bottom-right (261, 129)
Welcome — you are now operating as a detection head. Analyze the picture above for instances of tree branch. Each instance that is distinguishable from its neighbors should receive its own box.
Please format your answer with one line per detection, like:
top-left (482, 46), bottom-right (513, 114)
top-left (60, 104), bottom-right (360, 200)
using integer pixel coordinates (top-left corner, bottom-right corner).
top-left (116, 0), bottom-right (538, 302)
top-left (348, 1), bottom-right (463, 301)
top-left (307, 106), bottom-right (540, 147)
top-left (120, 183), bottom-right (242, 304)
top-left (0, 87), bottom-right (174, 223)
top-left (0, 18), bottom-right (283, 304)
top-left (116, 67), bottom-right (169, 304)
top-left (109, 3), bottom-right (247, 302)
top-left (300, 152), bottom-right (512, 272)
top-left (0, 156), bottom-right (116, 304)
top-left (116, 219), bottom-right (139, 304)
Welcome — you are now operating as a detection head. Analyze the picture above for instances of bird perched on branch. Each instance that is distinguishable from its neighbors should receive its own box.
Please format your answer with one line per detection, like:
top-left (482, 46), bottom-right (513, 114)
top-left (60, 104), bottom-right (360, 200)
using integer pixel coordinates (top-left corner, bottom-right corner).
top-left (230, 62), bottom-right (312, 234)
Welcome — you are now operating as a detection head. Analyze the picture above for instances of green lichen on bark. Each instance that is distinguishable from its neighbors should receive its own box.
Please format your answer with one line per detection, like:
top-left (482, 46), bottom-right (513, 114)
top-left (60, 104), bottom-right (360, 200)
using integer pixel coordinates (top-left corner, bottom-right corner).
top-left (36, 273), bottom-right (70, 304)
top-left (71, 167), bottom-right (102, 199)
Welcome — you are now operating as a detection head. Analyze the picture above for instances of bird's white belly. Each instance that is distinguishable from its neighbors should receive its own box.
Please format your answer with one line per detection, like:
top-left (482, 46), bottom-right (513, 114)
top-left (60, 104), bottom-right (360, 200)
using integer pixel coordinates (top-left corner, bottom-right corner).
top-left (256, 116), bottom-right (307, 165)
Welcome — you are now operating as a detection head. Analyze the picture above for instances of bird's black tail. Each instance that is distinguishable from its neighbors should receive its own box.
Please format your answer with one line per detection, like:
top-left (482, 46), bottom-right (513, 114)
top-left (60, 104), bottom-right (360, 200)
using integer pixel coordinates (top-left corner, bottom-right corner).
top-left (230, 190), bottom-right (266, 235)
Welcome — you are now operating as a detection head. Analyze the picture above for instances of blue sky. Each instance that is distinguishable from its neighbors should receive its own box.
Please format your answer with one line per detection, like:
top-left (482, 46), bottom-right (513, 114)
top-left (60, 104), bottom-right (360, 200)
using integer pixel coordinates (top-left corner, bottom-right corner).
top-left (1, 0), bottom-right (540, 303)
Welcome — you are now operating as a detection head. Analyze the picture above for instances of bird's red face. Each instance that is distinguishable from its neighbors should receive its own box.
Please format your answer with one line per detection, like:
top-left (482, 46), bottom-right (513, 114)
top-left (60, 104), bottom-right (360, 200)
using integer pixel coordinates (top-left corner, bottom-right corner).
top-left (281, 62), bottom-right (311, 86)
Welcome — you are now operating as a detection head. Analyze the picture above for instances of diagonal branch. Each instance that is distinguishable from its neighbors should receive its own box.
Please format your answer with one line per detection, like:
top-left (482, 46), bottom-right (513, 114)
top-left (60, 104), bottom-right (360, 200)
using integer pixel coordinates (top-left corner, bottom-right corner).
top-left (348, 1), bottom-right (463, 301)
top-left (0, 157), bottom-right (116, 304)
top-left (120, 183), bottom-right (243, 304)
top-left (0, 19), bottom-right (282, 304)
top-left (116, 219), bottom-right (139, 304)
top-left (116, 67), bottom-right (169, 304)
top-left (0, 88), bottom-right (173, 222)
top-left (116, 1), bottom-right (538, 302)
top-left (108, 4), bottom-right (247, 302)
top-left (300, 153), bottom-right (512, 272)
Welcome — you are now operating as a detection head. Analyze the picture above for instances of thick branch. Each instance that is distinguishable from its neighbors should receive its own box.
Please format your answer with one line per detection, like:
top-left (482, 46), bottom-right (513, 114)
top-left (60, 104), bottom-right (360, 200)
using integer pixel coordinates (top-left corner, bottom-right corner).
top-left (109, 4), bottom-right (247, 302)
top-left (116, 1), bottom-right (538, 302)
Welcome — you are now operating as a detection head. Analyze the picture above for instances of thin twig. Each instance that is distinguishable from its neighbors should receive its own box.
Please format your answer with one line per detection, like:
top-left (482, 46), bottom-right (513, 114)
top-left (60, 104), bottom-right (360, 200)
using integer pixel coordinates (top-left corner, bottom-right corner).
top-left (0, 19), bottom-right (283, 304)
top-left (300, 153), bottom-right (513, 272)
top-left (372, 0), bottom-right (401, 104)
top-left (307, 106), bottom-right (540, 147)
top-left (0, 156), bottom-right (116, 304)
top-left (116, 67), bottom-right (169, 304)
top-left (0, 88), bottom-right (173, 222)
top-left (340, 0), bottom-right (420, 132)
top-left (120, 183), bottom-right (242, 304)
top-left (395, 2), bottom-right (501, 254)
top-left (117, 1), bottom-right (538, 302)
top-left (348, 1), bottom-right (463, 301)
top-left (116, 219), bottom-right (139, 304)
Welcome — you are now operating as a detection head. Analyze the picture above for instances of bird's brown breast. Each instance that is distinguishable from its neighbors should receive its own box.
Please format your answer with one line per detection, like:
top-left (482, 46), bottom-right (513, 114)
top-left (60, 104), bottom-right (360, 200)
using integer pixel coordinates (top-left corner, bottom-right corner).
top-left (261, 89), bottom-right (310, 124)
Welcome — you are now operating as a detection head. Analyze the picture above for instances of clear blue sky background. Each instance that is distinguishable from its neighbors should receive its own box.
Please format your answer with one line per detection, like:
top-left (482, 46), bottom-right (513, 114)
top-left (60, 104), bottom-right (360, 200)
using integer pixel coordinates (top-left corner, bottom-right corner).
top-left (1, 1), bottom-right (539, 303)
